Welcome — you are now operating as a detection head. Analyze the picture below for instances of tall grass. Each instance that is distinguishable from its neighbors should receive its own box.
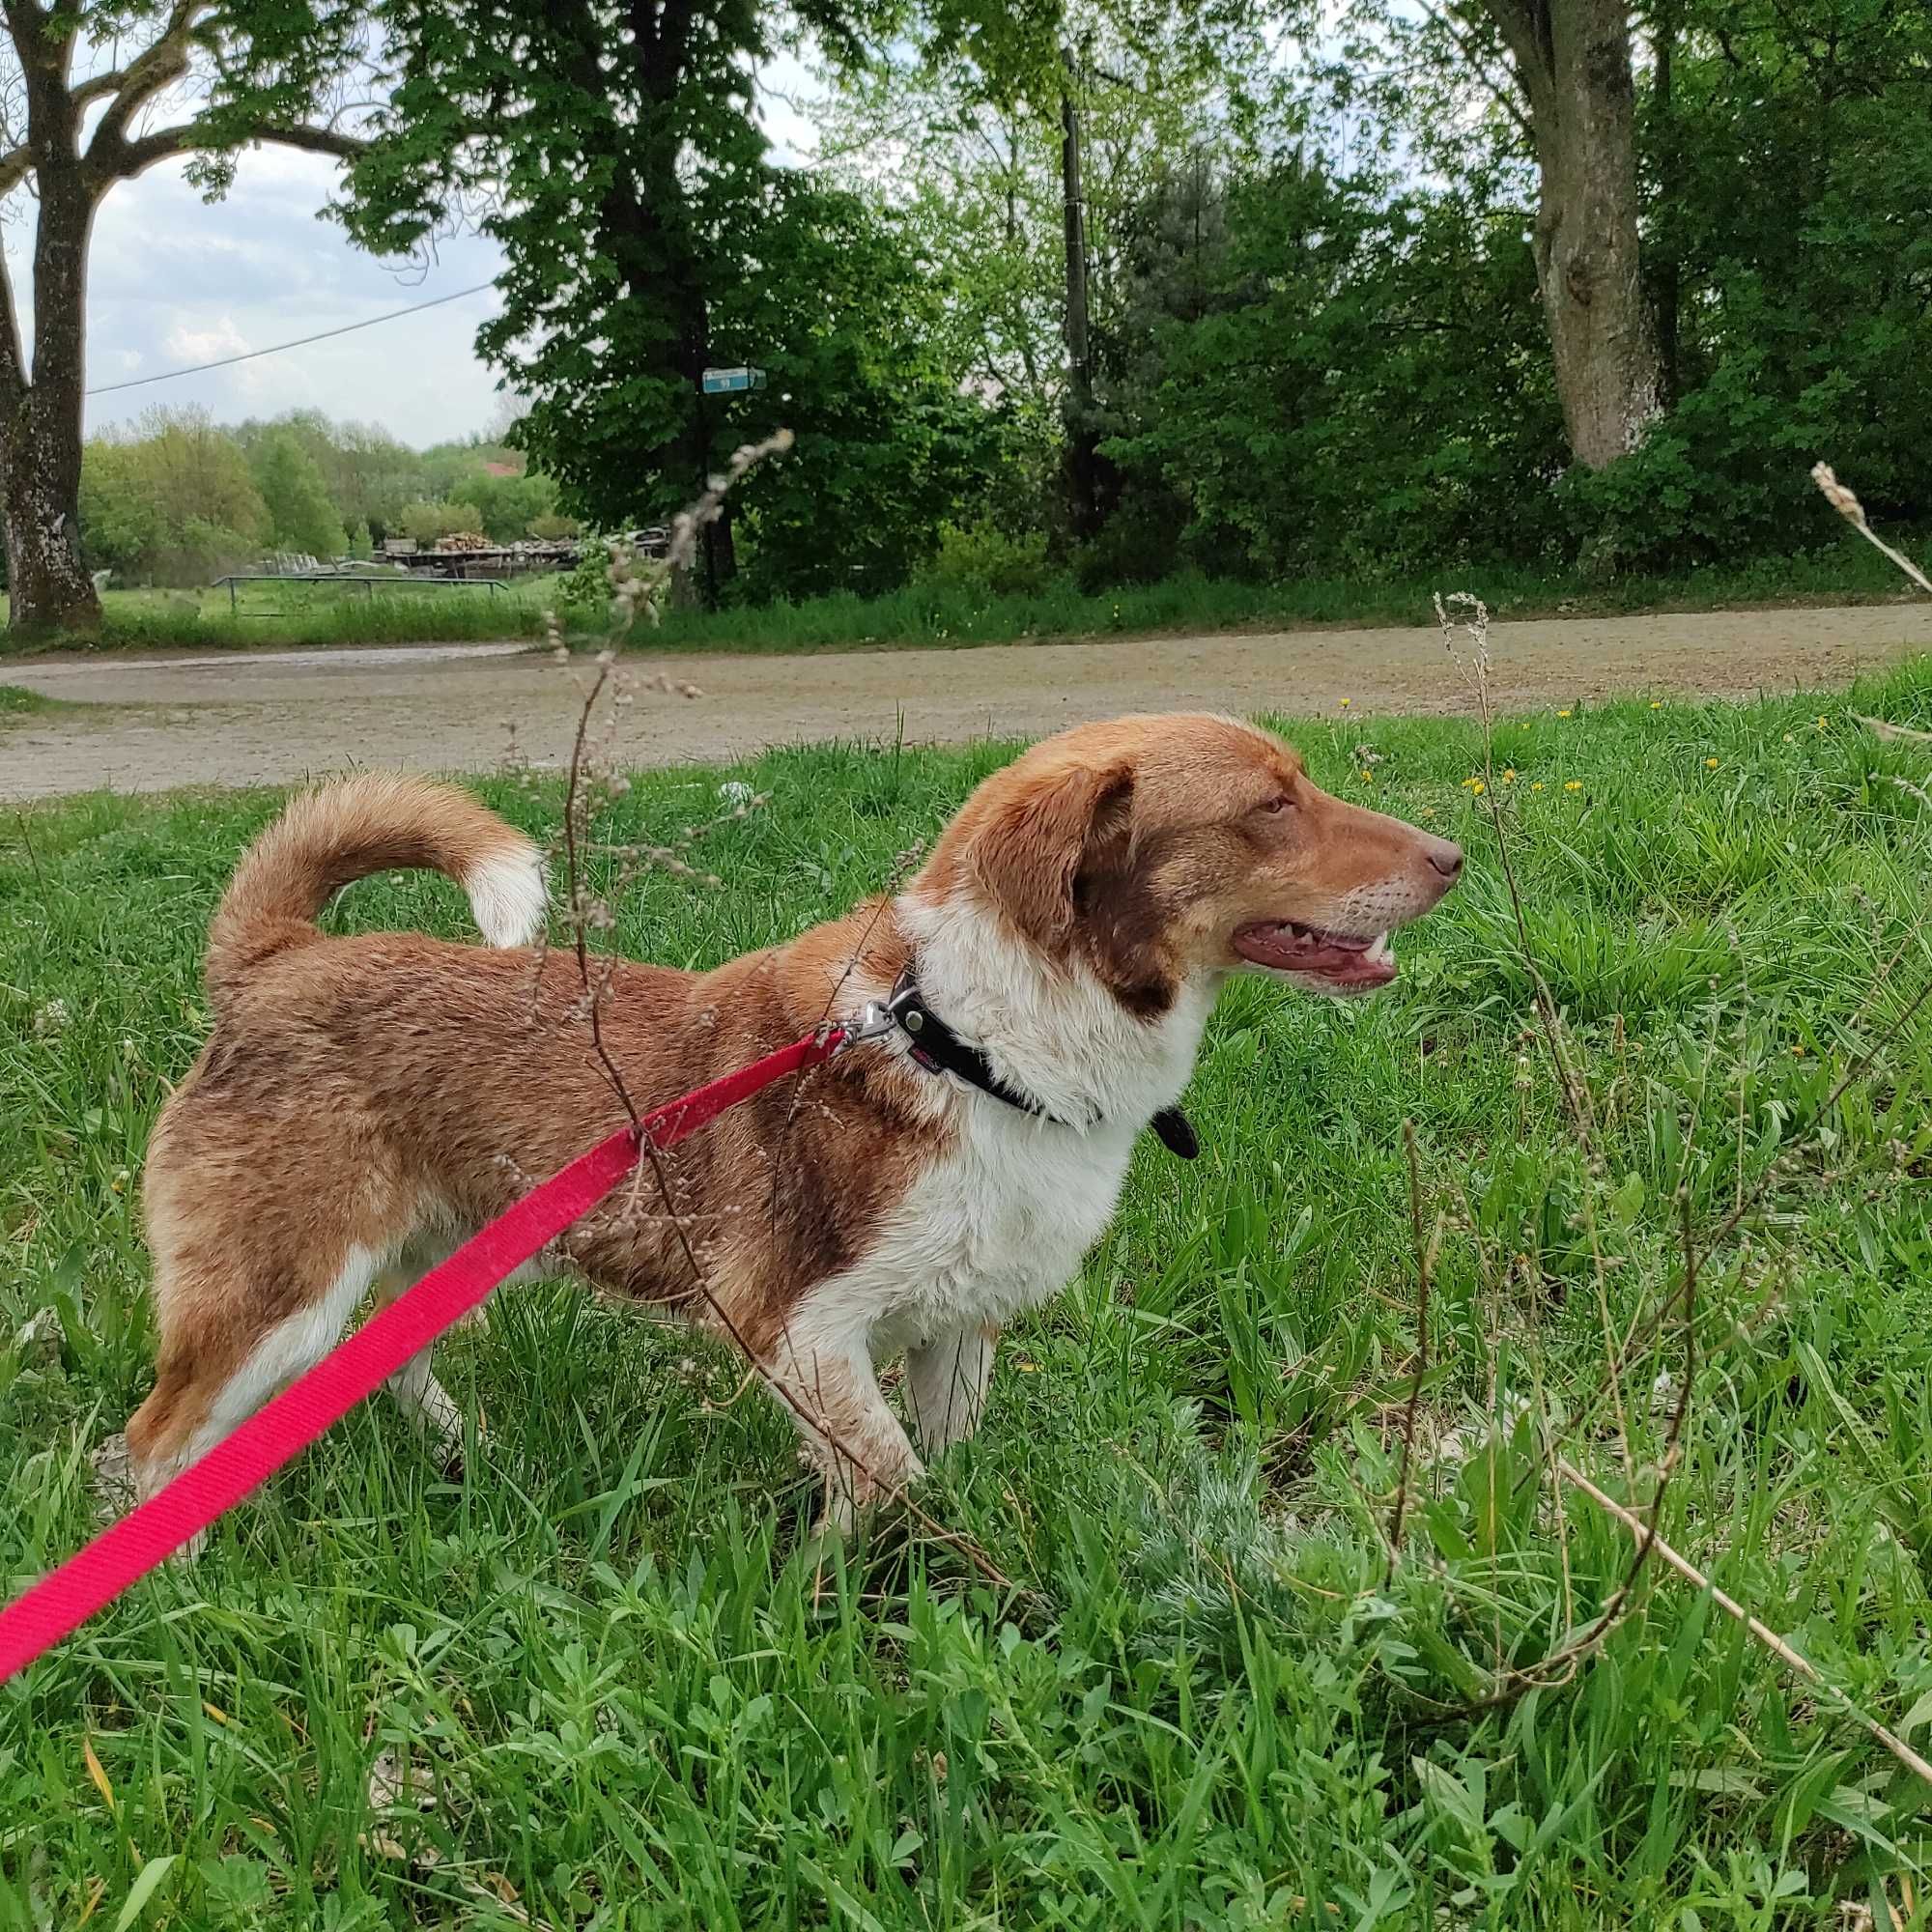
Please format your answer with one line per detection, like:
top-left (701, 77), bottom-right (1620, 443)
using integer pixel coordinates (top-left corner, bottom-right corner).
top-left (0, 536), bottom-right (1918, 658)
top-left (639, 542), bottom-right (1920, 655)
top-left (5, 668), bottom-right (1932, 1923)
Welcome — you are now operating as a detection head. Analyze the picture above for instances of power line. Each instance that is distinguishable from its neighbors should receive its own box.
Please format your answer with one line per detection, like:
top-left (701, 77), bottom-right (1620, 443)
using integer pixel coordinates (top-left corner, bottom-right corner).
top-left (85, 281), bottom-right (497, 398)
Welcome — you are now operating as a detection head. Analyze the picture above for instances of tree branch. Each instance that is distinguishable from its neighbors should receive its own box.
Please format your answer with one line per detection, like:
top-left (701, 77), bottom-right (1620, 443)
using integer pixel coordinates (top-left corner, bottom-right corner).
top-left (1421, 0), bottom-right (1539, 137)
top-left (0, 142), bottom-right (31, 197)
top-left (108, 117), bottom-right (369, 180)
top-left (83, 0), bottom-right (204, 174)
top-left (71, 70), bottom-right (128, 113)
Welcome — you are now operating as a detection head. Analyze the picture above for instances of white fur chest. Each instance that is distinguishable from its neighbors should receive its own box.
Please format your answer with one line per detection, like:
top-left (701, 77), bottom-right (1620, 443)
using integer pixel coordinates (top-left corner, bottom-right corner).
top-left (788, 890), bottom-right (1214, 1367)
top-left (864, 1103), bottom-right (1139, 1356)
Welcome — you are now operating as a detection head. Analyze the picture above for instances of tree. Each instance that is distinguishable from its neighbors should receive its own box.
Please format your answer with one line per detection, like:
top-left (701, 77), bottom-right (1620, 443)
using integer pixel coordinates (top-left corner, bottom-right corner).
top-left (1475, 0), bottom-right (1662, 469)
top-left (0, 3), bottom-right (371, 635)
top-left (249, 429), bottom-right (346, 556)
top-left (79, 407), bottom-right (268, 583)
top-left (720, 182), bottom-right (1004, 598)
top-left (338, 0), bottom-right (849, 605)
top-left (815, 3), bottom-right (1273, 544)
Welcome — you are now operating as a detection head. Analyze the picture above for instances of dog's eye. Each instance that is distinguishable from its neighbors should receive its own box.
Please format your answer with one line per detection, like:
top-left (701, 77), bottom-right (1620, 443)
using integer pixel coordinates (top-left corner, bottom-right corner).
top-left (1260, 794), bottom-right (1294, 814)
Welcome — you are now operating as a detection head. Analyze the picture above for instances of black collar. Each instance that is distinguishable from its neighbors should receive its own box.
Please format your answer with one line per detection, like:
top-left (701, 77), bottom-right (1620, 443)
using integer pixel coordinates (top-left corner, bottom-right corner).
top-left (881, 972), bottom-right (1198, 1160)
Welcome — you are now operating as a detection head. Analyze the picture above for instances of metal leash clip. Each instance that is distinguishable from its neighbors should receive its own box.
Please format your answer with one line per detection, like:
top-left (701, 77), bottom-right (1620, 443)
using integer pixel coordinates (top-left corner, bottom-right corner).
top-left (830, 1001), bottom-right (900, 1054)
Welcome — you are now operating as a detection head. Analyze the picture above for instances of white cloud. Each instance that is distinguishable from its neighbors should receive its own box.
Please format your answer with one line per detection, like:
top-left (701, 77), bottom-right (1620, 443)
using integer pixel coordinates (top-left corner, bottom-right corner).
top-left (163, 317), bottom-right (251, 364)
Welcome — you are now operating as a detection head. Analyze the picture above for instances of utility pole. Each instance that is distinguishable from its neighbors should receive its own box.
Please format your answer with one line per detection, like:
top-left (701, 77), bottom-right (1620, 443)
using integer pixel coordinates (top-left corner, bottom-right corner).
top-left (1060, 43), bottom-right (1101, 542)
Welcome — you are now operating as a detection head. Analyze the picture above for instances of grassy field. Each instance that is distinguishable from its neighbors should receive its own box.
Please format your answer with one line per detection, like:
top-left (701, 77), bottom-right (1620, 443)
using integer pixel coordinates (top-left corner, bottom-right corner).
top-left (0, 582), bottom-right (558, 656)
top-left (643, 543), bottom-right (1925, 656)
top-left (5, 668), bottom-right (1932, 1925)
top-left (0, 541), bottom-right (1920, 659)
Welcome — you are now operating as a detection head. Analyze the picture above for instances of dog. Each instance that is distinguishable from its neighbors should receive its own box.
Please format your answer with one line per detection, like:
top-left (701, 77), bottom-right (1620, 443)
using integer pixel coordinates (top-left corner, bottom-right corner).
top-left (126, 714), bottom-right (1462, 1527)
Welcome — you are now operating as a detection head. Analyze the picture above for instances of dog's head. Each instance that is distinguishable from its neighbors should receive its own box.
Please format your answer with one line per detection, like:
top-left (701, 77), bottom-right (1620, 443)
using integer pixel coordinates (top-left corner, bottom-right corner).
top-left (915, 714), bottom-right (1462, 1014)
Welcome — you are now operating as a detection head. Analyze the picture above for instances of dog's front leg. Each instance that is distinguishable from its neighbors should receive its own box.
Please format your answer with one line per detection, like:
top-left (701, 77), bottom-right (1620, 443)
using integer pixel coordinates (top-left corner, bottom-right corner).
top-left (905, 1322), bottom-right (998, 1455)
top-left (761, 1313), bottom-right (923, 1534)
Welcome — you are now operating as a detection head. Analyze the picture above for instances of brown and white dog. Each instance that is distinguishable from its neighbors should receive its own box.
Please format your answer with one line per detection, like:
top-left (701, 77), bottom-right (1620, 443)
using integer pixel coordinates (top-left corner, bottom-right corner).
top-left (127, 714), bottom-right (1461, 1526)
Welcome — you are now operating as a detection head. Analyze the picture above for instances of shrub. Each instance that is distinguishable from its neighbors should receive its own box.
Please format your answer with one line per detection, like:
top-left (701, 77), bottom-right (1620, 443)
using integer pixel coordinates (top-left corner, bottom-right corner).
top-left (920, 522), bottom-right (1060, 597)
top-left (396, 498), bottom-right (485, 544)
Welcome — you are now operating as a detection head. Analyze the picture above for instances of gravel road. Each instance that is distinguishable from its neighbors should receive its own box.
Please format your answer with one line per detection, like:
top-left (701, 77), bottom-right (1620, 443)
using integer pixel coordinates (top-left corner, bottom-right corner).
top-left (4, 603), bottom-right (1928, 801)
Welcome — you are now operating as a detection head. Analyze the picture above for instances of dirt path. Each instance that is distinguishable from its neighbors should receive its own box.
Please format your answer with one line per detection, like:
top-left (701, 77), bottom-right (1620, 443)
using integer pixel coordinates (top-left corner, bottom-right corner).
top-left (4, 604), bottom-right (1929, 802)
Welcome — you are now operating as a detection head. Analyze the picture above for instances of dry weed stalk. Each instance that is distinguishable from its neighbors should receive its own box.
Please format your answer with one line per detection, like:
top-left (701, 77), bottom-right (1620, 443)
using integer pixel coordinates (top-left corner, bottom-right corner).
top-left (1435, 591), bottom-right (1597, 1147)
top-left (1558, 1458), bottom-right (1932, 1788)
top-left (1385, 1119), bottom-right (1439, 1577)
top-left (527, 441), bottom-right (1013, 1591)
top-left (1812, 463), bottom-right (1932, 597)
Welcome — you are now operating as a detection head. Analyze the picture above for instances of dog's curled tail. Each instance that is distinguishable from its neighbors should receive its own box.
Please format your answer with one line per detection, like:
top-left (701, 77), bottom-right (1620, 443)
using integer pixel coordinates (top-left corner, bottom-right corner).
top-left (205, 772), bottom-right (547, 1009)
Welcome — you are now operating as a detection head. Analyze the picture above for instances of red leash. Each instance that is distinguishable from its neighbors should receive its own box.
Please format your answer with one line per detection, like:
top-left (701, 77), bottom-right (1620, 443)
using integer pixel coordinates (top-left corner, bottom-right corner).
top-left (0, 1027), bottom-right (849, 1685)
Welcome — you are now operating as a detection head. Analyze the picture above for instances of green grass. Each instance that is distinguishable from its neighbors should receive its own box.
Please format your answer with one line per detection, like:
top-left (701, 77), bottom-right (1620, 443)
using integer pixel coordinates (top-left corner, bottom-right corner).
top-left (0, 683), bottom-right (60, 718)
top-left (0, 581), bottom-right (558, 657)
top-left (638, 543), bottom-right (1923, 655)
top-left (6, 668), bottom-right (1932, 1925)
top-left (0, 538), bottom-right (1920, 660)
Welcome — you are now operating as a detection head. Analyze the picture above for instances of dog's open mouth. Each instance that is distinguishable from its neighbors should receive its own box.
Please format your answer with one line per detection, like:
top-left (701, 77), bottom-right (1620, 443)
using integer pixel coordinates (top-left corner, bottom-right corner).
top-left (1233, 920), bottom-right (1397, 987)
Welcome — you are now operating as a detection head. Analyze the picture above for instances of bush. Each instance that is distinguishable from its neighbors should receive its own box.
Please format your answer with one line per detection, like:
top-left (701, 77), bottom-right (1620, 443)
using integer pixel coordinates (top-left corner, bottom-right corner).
top-left (557, 539), bottom-right (616, 615)
top-left (396, 498), bottom-right (484, 544)
top-left (920, 522), bottom-right (1060, 597)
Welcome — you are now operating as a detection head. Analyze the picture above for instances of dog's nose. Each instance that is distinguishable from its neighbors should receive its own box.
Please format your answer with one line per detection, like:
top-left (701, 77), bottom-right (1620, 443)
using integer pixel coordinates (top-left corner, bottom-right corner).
top-left (1423, 835), bottom-right (1463, 882)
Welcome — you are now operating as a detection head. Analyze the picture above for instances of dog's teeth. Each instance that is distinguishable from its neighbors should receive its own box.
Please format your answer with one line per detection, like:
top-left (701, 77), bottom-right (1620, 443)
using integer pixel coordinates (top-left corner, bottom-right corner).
top-left (1368, 931), bottom-right (1392, 962)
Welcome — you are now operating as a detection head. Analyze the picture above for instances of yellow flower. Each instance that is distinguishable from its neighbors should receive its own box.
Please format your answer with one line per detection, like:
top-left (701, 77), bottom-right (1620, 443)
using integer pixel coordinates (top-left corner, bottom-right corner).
top-left (1705, 757), bottom-right (1719, 770)
top-left (1564, 780), bottom-right (1582, 793)
top-left (1339, 697), bottom-right (1351, 708)
top-left (1558, 709), bottom-right (1573, 719)
top-left (1816, 715), bottom-right (1829, 729)
top-left (1530, 781), bottom-right (1545, 792)
top-left (1650, 700), bottom-right (1663, 710)
top-left (1501, 768), bottom-right (1517, 783)
top-left (1792, 1043), bottom-right (1805, 1057)
top-left (1470, 780), bottom-right (1486, 795)
top-left (1360, 768), bottom-right (1375, 782)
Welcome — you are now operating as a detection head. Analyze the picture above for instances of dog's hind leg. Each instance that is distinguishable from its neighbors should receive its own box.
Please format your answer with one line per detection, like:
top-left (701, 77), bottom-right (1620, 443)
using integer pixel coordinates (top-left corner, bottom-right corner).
top-left (124, 1241), bottom-right (386, 1546)
top-left (370, 1250), bottom-right (469, 1477)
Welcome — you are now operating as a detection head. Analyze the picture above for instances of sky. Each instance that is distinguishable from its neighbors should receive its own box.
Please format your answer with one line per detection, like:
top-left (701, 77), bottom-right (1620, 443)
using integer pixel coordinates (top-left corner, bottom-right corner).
top-left (63, 63), bottom-right (821, 450)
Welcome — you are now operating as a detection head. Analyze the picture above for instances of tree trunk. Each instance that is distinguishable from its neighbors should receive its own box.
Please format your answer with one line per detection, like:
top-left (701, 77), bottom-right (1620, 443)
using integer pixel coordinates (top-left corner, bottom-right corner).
top-left (1483, 0), bottom-right (1663, 469)
top-left (1648, 0), bottom-right (1681, 403)
top-left (1, 113), bottom-right (99, 634)
top-left (1059, 47), bottom-right (1103, 542)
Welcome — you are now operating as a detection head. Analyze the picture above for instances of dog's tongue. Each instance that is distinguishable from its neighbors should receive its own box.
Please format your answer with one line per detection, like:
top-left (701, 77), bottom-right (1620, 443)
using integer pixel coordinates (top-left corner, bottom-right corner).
top-left (1234, 921), bottom-right (1395, 981)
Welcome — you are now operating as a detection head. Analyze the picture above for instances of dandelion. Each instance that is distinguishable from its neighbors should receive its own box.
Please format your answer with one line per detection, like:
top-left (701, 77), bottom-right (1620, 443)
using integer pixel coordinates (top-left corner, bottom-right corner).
top-left (1469, 779), bottom-right (1486, 796)
top-left (1558, 708), bottom-right (1574, 719)
top-left (1564, 781), bottom-right (1582, 793)
top-left (1650, 700), bottom-right (1663, 710)
top-left (1359, 768), bottom-right (1375, 782)
top-left (1530, 781), bottom-right (1545, 791)
top-left (1816, 715), bottom-right (1829, 730)
top-left (1339, 697), bottom-right (1351, 709)
top-left (1501, 768), bottom-right (1517, 783)
top-left (1705, 757), bottom-right (1719, 770)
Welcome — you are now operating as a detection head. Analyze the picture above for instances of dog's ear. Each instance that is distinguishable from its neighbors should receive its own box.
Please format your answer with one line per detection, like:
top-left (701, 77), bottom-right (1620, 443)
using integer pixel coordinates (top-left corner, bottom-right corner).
top-left (971, 761), bottom-right (1136, 951)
